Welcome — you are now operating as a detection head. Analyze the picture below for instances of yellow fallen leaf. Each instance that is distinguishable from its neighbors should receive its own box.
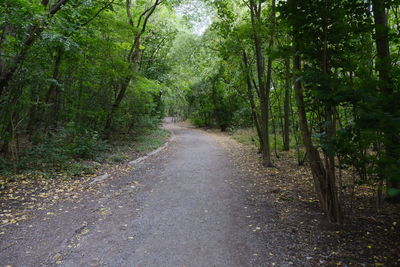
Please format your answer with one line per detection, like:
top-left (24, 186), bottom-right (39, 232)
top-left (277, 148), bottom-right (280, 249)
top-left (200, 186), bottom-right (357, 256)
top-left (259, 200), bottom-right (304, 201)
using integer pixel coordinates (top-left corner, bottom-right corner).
top-left (81, 228), bottom-right (89, 235)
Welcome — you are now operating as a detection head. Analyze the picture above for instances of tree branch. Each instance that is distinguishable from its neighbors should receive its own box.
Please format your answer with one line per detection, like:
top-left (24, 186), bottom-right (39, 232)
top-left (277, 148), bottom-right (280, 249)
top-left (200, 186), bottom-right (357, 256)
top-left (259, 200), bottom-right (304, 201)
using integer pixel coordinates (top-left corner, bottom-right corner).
top-left (140, 0), bottom-right (163, 34)
top-left (80, 0), bottom-right (115, 28)
top-left (41, 0), bottom-right (50, 7)
top-left (49, 0), bottom-right (70, 15)
top-left (126, 0), bottom-right (134, 29)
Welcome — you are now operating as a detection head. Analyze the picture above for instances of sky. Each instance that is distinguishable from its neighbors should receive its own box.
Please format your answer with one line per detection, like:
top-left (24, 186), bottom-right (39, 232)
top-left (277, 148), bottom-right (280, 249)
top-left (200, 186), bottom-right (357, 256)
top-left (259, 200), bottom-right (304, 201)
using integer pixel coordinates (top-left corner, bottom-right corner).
top-left (175, 0), bottom-right (213, 35)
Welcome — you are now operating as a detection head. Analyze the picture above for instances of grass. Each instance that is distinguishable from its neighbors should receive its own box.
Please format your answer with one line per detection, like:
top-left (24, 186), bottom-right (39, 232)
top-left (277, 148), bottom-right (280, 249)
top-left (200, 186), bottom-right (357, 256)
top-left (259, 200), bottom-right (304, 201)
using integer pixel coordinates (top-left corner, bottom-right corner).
top-left (0, 127), bottom-right (171, 185)
top-left (96, 127), bottom-right (171, 165)
top-left (133, 128), bottom-right (171, 152)
top-left (64, 162), bottom-right (98, 177)
top-left (108, 153), bottom-right (130, 163)
top-left (230, 128), bottom-right (260, 147)
top-left (230, 127), bottom-right (303, 152)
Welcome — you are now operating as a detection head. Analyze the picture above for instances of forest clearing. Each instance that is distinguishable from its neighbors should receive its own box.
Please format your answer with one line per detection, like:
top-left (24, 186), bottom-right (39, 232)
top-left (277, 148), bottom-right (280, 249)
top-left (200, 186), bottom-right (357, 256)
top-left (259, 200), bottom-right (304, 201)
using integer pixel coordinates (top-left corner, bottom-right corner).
top-left (1, 0), bottom-right (400, 266)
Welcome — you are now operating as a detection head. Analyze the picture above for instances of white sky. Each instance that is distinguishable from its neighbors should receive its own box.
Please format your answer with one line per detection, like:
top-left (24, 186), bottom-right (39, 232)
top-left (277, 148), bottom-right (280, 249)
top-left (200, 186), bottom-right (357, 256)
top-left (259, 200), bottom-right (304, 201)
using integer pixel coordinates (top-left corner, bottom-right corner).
top-left (175, 0), bottom-right (213, 35)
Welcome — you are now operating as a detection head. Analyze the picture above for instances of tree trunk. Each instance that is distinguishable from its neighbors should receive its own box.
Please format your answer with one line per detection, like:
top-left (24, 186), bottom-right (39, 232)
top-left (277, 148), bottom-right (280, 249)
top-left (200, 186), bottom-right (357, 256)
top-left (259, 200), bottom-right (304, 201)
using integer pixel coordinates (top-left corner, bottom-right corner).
top-left (104, 32), bottom-right (142, 138)
top-left (283, 57), bottom-right (291, 151)
top-left (43, 49), bottom-right (63, 132)
top-left (104, 77), bottom-right (131, 138)
top-left (0, 0), bottom-right (70, 97)
top-left (371, 0), bottom-right (400, 201)
top-left (263, 0), bottom-right (276, 163)
top-left (293, 49), bottom-right (343, 223)
top-left (104, 0), bottom-right (162, 138)
top-left (26, 85), bottom-right (40, 135)
top-left (242, 50), bottom-right (263, 151)
top-left (249, 0), bottom-right (273, 166)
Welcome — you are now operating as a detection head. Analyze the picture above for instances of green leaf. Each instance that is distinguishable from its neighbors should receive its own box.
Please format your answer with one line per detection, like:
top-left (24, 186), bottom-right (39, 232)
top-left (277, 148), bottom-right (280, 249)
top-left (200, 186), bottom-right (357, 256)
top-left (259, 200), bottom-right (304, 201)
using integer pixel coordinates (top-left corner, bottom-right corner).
top-left (388, 188), bottom-right (400, 198)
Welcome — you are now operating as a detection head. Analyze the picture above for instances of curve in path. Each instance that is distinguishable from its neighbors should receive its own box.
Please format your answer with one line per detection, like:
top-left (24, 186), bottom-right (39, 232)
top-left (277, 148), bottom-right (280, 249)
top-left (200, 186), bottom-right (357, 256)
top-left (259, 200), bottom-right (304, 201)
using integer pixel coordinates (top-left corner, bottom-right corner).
top-left (0, 123), bottom-right (268, 267)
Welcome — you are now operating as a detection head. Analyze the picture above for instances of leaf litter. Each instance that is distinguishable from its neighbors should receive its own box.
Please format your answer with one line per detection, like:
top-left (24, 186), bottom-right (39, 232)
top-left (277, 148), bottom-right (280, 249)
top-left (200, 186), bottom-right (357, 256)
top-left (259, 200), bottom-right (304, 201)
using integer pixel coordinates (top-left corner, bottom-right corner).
top-left (207, 129), bottom-right (400, 266)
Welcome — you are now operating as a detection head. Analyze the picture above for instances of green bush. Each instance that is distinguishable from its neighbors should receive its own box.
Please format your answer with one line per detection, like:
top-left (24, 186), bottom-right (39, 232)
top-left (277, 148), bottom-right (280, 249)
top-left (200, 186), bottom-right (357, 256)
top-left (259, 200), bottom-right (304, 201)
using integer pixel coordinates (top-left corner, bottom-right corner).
top-left (64, 162), bottom-right (98, 177)
top-left (66, 131), bottom-right (110, 159)
top-left (1, 127), bottom-right (111, 173)
top-left (135, 115), bottom-right (161, 131)
top-left (134, 129), bottom-right (170, 152)
top-left (108, 153), bottom-right (129, 163)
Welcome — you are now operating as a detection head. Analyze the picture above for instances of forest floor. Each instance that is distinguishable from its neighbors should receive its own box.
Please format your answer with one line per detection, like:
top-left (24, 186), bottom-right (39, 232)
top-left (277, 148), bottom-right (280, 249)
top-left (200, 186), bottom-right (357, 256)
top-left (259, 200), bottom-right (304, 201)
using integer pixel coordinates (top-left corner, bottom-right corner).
top-left (0, 121), bottom-right (399, 266)
top-left (214, 128), bottom-right (400, 267)
top-left (0, 127), bottom-right (170, 228)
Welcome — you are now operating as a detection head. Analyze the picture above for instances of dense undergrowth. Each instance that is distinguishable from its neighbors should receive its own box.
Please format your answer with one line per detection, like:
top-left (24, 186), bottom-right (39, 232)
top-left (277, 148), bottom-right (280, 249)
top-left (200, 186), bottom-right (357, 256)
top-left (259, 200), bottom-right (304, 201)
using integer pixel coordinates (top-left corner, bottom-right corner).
top-left (0, 122), bottom-right (170, 186)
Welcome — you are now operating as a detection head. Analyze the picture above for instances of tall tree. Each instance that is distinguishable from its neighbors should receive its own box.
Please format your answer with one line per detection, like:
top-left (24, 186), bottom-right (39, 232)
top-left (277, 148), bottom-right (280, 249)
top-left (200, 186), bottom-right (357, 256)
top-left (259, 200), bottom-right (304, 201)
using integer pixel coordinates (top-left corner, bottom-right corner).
top-left (247, 0), bottom-right (275, 166)
top-left (0, 0), bottom-right (70, 97)
top-left (371, 0), bottom-right (400, 201)
top-left (104, 0), bottom-right (164, 137)
top-left (283, 57), bottom-right (291, 151)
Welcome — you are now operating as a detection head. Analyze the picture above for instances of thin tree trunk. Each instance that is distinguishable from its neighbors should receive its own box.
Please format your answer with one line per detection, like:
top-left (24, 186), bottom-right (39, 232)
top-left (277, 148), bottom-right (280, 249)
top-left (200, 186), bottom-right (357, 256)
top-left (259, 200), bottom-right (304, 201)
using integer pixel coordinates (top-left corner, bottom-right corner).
top-left (242, 51), bottom-right (263, 150)
top-left (27, 85), bottom-right (40, 134)
top-left (249, 0), bottom-right (273, 166)
top-left (371, 0), bottom-right (400, 201)
top-left (0, 0), bottom-right (70, 97)
top-left (283, 57), bottom-right (291, 151)
top-left (104, 0), bottom-right (161, 138)
top-left (293, 48), bottom-right (343, 223)
top-left (104, 77), bottom-right (131, 138)
top-left (43, 49), bottom-right (63, 132)
top-left (289, 93), bottom-right (303, 165)
top-left (321, 3), bottom-right (342, 220)
top-left (264, 0), bottom-right (276, 165)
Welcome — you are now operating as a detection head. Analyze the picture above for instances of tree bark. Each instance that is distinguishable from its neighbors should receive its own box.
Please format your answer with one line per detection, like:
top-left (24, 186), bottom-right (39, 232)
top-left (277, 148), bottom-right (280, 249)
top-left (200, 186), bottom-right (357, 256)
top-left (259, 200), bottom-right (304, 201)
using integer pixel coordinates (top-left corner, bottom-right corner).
top-left (103, 77), bottom-right (131, 138)
top-left (371, 0), bottom-right (400, 201)
top-left (43, 49), bottom-right (63, 132)
top-left (293, 48), bottom-right (343, 223)
top-left (249, 0), bottom-right (273, 166)
top-left (0, 0), bottom-right (70, 97)
top-left (103, 0), bottom-right (161, 138)
top-left (283, 57), bottom-right (291, 151)
top-left (242, 50), bottom-right (263, 150)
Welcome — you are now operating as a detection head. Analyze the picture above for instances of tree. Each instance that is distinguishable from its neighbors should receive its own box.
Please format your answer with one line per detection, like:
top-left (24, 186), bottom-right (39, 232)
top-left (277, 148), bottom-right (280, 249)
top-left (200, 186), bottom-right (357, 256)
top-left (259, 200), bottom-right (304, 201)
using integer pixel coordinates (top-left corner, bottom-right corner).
top-left (371, 0), bottom-right (400, 201)
top-left (0, 0), bottom-right (70, 97)
top-left (247, 0), bottom-right (275, 166)
top-left (103, 0), bottom-right (165, 137)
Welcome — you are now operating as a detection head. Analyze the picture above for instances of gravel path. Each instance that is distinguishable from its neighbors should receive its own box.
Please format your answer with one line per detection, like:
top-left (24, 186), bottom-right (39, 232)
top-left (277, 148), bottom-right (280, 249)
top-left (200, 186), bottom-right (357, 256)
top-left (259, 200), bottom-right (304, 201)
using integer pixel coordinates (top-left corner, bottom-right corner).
top-left (0, 123), bottom-right (271, 266)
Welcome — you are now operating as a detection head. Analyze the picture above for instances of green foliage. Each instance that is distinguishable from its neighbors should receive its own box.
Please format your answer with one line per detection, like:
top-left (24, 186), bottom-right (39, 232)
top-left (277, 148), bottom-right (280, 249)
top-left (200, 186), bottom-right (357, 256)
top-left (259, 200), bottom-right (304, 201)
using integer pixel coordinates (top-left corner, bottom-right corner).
top-left (108, 153), bottom-right (129, 163)
top-left (66, 132), bottom-right (108, 160)
top-left (1, 0), bottom-right (399, 211)
top-left (64, 162), bottom-right (98, 177)
top-left (0, 0), bottom-right (188, 177)
top-left (10, 127), bottom-right (110, 171)
top-left (231, 128), bottom-right (260, 147)
top-left (133, 128), bottom-right (170, 152)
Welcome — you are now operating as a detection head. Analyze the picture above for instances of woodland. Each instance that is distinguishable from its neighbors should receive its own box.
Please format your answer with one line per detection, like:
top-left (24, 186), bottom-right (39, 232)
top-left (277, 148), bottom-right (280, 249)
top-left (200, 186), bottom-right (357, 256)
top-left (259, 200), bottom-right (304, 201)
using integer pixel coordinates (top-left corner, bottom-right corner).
top-left (0, 0), bottom-right (400, 264)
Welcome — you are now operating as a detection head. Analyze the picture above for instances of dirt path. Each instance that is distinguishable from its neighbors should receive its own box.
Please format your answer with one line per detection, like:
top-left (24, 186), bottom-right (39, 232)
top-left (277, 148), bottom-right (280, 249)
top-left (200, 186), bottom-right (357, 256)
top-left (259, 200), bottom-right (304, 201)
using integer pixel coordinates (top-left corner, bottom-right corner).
top-left (1, 123), bottom-right (285, 266)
